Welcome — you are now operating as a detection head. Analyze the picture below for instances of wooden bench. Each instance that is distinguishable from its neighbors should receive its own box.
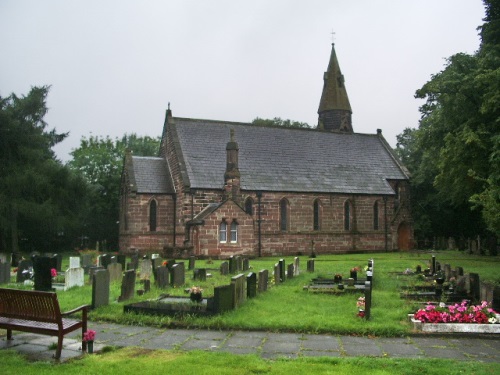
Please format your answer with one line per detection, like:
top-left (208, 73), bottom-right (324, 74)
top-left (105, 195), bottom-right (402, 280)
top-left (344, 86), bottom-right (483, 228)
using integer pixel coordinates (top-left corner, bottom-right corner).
top-left (0, 288), bottom-right (90, 359)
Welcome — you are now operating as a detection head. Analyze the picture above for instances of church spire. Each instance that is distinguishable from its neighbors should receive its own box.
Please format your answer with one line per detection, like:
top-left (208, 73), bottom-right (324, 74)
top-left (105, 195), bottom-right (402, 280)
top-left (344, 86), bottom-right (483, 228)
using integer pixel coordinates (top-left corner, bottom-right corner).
top-left (317, 43), bottom-right (353, 132)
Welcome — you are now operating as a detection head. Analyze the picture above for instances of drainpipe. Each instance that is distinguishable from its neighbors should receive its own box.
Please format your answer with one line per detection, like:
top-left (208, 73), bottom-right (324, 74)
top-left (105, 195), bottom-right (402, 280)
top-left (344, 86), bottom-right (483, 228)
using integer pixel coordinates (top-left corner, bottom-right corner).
top-left (383, 196), bottom-right (388, 252)
top-left (257, 191), bottom-right (262, 257)
top-left (172, 193), bottom-right (177, 247)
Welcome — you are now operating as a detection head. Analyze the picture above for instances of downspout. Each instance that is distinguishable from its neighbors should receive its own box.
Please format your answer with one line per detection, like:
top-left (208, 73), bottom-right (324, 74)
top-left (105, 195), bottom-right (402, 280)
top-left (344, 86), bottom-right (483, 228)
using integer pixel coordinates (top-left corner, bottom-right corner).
top-left (172, 193), bottom-right (177, 247)
top-left (257, 191), bottom-right (262, 257)
top-left (383, 196), bottom-right (388, 252)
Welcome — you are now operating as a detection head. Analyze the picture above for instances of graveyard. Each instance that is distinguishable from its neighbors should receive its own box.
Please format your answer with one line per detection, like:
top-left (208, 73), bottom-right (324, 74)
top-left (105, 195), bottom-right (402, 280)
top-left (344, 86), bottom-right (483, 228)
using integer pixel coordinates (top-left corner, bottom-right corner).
top-left (0, 250), bottom-right (499, 338)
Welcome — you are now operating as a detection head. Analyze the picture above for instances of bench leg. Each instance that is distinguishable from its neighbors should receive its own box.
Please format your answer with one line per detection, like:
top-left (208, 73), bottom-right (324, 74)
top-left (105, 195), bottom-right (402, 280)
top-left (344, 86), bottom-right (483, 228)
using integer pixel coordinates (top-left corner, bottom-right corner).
top-left (7, 329), bottom-right (12, 340)
top-left (55, 335), bottom-right (63, 359)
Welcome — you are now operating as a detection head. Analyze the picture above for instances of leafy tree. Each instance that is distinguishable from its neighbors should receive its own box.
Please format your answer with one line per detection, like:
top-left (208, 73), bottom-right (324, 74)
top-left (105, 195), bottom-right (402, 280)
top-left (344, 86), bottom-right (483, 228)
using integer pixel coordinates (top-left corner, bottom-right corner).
top-left (0, 86), bottom-right (86, 253)
top-left (252, 117), bottom-right (311, 128)
top-left (397, 0), bottom-right (500, 244)
top-left (68, 134), bottom-right (160, 250)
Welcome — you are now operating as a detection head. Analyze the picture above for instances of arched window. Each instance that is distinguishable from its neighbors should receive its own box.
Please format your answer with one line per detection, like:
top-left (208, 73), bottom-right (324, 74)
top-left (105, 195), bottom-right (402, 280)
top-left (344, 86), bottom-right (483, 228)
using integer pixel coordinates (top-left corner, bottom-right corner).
top-left (149, 200), bottom-right (157, 232)
top-left (245, 197), bottom-right (254, 215)
top-left (344, 200), bottom-right (351, 231)
top-left (313, 199), bottom-right (321, 231)
top-left (280, 198), bottom-right (289, 232)
top-left (230, 221), bottom-right (238, 243)
top-left (219, 221), bottom-right (227, 243)
top-left (373, 201), bottom-right (379, 230)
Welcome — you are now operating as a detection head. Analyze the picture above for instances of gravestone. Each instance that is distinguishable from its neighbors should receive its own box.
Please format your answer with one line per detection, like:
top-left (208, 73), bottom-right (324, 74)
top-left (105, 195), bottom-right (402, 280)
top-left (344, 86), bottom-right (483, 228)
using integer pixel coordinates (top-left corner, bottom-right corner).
top-left (101, 254), bottom-right (112, 270)
top-left (165, 259), bottom-right (176, 270)
top-left (143, 279), bottom-right (151, 293)
top-left (0, 254), bottom-right (7, 264)
top-left (293, 257), bottom-right (300, 276)
top-left (88, 266), bottom-right (105, 283)
top-left (431, 255), bottom-right (436, 275)
top-left (11, 252), bottom-right (22, 267)
top-left (236, 256), bottom-right (243, 272)
top-left (364, 281), bottom-right (372, 320)
top-left (242, 258), bottom-right (250, 272)
top-left (92, 269), bottom-right (110, 308)
top-left (350, 269), bottom-right (358, 280)
top-left (307, 259), bottom-right (315, 272)
top-left (130, 253), bottom-right (139, 270)
top-left (81, 254), bottom-right (93, 273)
top-left (347, 278), bottom-right (355, 287)
top-left (53, 254), bottom-right (63, 272)
top-left (229, 256), bottom-right (237, 274)
top-left (117, 255), bottom-right (127, 270)
top-left (274, 263), bottom-right (281, 284)
top-left (65, 265), bottom-right (84, 289)
top-left (118, 269), bottom-right (136, 302)
top-left (139, 259), bottom-right (152, 280)
top-left (107, 262), bottom-right (123, 283)
top-left (170, 262), bottom-right (185, 287)
top-left (194, 268), bottom-right (207, 281)
top-left (455, 275), bottom-right (467, 294)
top-left (258, 269), bottom-right (268, 292)
top-left (287, 264), bottom-right (294, 279)
top-left (188, 256), bottom-right (196, 270)
top-left (279, 259), bottom-right (285, 282)
top-left (213, 284), bottom-right (234, 313)
top-left (16, 259), bottom-right (33, 283)
top-left (231, 273), bottom-right (245, 308)
top-left (69, 257), bottom-right (81, 269)
top-left (155, 266), bottom-right (169, 289)
top-left (456, 266), bottom-right (464, 276)
top-left (247, 272), bottom-right (257, 298)
top-left (220, 261), bottom-right (229, 275)
top-left (0, 262), bottom-right (10, 284)
top-left (493, 286), bottom-right (500, 311)
top-left (366, 270), bottom-right (373, 283)
top-left (443, 264), bottom-right (451, 280)
top-left (469, 273), bottom-right (481, 302)
top-left (33, 256), bottom-right (52, 291)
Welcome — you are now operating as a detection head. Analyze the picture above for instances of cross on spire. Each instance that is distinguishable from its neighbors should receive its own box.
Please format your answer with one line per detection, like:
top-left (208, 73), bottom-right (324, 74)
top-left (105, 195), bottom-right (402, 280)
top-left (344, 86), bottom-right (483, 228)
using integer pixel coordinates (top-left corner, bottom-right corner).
top-left (330, 30), bottom-right (336, 43)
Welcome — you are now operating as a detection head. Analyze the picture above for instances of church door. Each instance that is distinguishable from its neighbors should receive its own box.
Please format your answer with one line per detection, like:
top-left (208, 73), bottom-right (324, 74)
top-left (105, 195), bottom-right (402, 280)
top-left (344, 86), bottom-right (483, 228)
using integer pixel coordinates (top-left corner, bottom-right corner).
top-left (397, 222), bottom-right (411, 250)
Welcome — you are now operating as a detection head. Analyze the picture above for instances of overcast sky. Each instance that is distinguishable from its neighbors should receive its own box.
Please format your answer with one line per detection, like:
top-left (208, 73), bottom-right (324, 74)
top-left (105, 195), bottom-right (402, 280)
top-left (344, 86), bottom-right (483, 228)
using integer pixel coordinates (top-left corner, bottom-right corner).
top-left (1, 0), bottom-right (485, 162)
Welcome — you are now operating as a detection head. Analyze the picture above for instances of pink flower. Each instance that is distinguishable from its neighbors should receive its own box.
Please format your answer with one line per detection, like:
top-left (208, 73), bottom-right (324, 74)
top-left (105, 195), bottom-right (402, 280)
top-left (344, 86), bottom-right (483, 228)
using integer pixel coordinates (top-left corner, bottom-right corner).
top-left (83, 330), bottom-right (96, 342)
top-left (50, 268), bottom-right (57, 278)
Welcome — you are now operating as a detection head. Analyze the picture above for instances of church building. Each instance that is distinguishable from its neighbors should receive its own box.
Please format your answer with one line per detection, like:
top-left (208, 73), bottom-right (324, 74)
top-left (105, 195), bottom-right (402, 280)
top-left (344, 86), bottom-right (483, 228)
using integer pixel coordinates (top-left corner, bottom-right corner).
top-left (119, 44), bottom-right (413, 257)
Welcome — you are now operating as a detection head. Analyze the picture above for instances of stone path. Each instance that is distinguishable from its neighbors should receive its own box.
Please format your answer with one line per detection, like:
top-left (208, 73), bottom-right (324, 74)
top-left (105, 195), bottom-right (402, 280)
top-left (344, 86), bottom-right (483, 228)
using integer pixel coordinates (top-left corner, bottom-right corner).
top-left (1, 322), bottom-right (499, 363)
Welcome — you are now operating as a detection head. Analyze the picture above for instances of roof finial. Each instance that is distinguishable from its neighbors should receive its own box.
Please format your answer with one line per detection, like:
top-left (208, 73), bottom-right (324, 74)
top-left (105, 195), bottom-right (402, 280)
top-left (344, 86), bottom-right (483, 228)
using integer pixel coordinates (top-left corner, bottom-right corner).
top-left (168, 102), bottom-right (170, 110)
top-left (330, 30), bottom-right (335, 44)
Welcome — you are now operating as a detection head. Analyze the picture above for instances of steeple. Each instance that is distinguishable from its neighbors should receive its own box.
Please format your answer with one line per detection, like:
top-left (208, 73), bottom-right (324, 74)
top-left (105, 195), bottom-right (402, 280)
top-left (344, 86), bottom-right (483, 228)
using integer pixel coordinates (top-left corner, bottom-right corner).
top-left (317, 43), bottom-right (353, 132)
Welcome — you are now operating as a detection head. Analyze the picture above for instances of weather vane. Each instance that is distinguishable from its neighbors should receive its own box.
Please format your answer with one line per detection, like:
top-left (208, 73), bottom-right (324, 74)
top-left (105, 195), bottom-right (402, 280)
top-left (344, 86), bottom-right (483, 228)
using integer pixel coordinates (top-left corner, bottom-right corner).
top-left (331, 30), bottom-right (336, 43)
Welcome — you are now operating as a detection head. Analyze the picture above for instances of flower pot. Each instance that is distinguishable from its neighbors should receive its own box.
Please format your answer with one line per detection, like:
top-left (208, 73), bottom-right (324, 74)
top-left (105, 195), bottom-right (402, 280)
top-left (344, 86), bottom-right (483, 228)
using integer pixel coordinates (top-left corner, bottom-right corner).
top-left (190, 292), bottom-right (202, 303)
top-left (87, 341), bottom-right (94, 354)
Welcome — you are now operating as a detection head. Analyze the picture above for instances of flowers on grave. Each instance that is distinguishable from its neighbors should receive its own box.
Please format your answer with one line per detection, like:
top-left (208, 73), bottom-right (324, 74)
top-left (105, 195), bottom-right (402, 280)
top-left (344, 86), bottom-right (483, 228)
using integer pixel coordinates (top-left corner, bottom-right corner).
top-left (50, 268), bottom-right (58, 278)
top-left (189, 286), bottom-right (203, 302)
top-left (403, 268), bottom-right (414, 275)
top-left (189, 286), bottom-right (203, 294)
top-left (162, 260), bottom-right (168, 266)
top-left (83, 329), bottom-right (96, 342)
top-left (333, 273), bottom-right (342, 283)
top-left (414, 301), bottom-right (498, 324)
top-left (356, 297), bottom-right (366, 318)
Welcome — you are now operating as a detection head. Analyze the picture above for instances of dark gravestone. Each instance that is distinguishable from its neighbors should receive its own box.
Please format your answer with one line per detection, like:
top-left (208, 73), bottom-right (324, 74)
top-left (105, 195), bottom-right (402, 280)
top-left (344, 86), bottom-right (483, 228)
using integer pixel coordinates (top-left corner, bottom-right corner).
top-left (443, 264), bottom-right (451, 281)
top-left (350, 270), bottom-right (357, 280)
top-left (130, 254), bottom-right (139, 270)
top-left (307, 259), bottom-right (315, 272)
top-left (258, 269), bottom-right (268, 292)
top-left (16, 259), bottom-right (33, 283)
top-left (53, 254), bottom-right (62, 272)
top-left (364, 281), bottom-right (372, 320)
top-left (242, 258), bottom-right (250, 272)
top-left (166, 259), bottom-right (176, 270)
top-left (101, 254), bottom-right (112, 270)
top-left (170, 262), bottom-right (185, 287)
top-left (236, 256), bottom-right (243, 272)
top-left (287, 264), bottom-right (294, 279)
top-left (279, 259), bottom-right (285, 282)
top-left (456, 266), bottom-right (464, 276)
top-left (188, 256), bottom-right (196, 271)
top-left (11, 252), bottom-right (22, 267)
top-left (88, 266), bottom-right (105, 283)
top-left (92, 269), bottom-right (110, 309)
top-left (156, 266), bottom-right (169, 289)
top-left (33, 256), bottom-right (52, 291)
top-left (492, 286), bottom-right (500, 311)
top-left (274, 263), bottom-right (280, 284)
top-left (247, 272), bottom-right (257, 298)
top-left (469, 273), bottom-right (480, 302)
top-left (213, 284), bottom-right (234, 314)
top-left (117, 255), bottom-right (127, 270)
top-left (431, 255), bottom-right (436, 275)
top-left (229, 256), bottom-right (237, 274)
top-left (231, 273), bottom-right (245, 308)
top-left (220, 261), bottom-right (229, 275)
top-left (143, 279), bottom-right (151, 293)
top-left (194, 268), bottom-right (207, 281)
top-left (118, 269), bottom-right (136, 302)
top-left (455, 275), bottom-right (467, 294)
top-left (81, 254), bottom-right (93, 274)
top-left (0, 262), bottom-right (10, 284)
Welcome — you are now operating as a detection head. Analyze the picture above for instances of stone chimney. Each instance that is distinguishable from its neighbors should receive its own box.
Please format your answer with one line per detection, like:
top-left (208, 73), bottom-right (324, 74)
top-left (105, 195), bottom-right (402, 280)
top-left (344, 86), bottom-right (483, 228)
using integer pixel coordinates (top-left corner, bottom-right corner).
top-left (224, 128), bottom-right (241, 201)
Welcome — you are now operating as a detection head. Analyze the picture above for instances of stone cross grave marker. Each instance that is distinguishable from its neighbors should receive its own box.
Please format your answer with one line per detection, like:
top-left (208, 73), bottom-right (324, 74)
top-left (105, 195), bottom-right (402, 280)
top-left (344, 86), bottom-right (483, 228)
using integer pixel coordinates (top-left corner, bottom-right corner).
top-left (92, 269), bottom-right (110, 309)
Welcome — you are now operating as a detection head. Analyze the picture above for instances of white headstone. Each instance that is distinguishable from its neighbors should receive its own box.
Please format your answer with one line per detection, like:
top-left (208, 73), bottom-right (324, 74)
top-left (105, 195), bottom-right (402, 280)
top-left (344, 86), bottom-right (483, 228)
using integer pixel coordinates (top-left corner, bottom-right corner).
top-left (65, 267), bottom-right (84, 289)
top-left (69, 257), bottom-right (81, 269)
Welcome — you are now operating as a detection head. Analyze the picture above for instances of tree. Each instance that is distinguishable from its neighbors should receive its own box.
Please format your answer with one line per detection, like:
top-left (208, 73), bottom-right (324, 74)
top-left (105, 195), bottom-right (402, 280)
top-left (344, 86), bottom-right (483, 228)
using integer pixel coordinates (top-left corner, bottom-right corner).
top-left (0, 86), bottom-right (86, 252)
top-left (68, 134), bottom-right (160, 250)
top-left (251, 117), bottom-right (311, 128)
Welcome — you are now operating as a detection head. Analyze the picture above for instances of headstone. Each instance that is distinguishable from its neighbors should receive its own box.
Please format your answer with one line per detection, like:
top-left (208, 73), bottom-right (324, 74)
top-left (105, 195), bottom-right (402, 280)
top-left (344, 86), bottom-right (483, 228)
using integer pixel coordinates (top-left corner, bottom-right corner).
top-left (456, 266), bottom-right (464, 276)
top-left (293, 257), bottom-right (300, 276)
top-left (130, 253), bottom-right (139, 270)
top-left (151, 253), bottom-right (160, 259)
top-left (366, 270), bottom-right (373, 283)
top-left (69, 257), bottom-right (81, 269)
top-left (96, 255), bottom-right (102, 267)
top-left (81, 254), bottom-right (93, 270)
top-left (170, 262), bottom-right (185, 287)
top-left (53, 254), bottom-right (63, 272)
top-left (274, 263), bottom-right (280, 284)
top-left (143, 279), bottom-right (150, 293)
top-left (0, 262), bottom-right (11, 284)
top-left (236, 256), bottom-right (243, 272)
top-left (88, 266), bottom-right (105, 283)
top-left (65, 266), bottom-right (84, 289)
top-left (455, 275), bottom-right (467, 294)
top-left (231, 273), bottom-right (245, 308)
top-left (118, 269), bottom-right (136, 302)
top-left (188, 256), bottom-right (196, 270)
top-left (247, 272), bottom-right (257, 298)
top-left (220, 261), bottom-right (229, 275)
top-left (469, 273), bottom-right (480, 302)
top-left (258, 269), bottom-right (268, 292)
top-left (165, 259), bottom-right (176, 270)
top-left (16, 259), bottom-right (33, 283)
top-left (194, 268), bottom-right (207, 281)
top-left (492, 286), bottom-right (500, 311)
top-left (307, 259), bottom-right (315, 272)
top-left (213, 284), bottom-right (234, 313)
top-left (229, 256), bottom-right (237, 274)
top-left (101, 254), bottom-right (112, 270)
top-left (92, 269), bottom-right (110, 309)
top-left (364, 281), bottom-right (372, 320)
top-left (0, 254), bottom-right (7, 264)
top-left (107, 262), bottom-right (123, 283)
top-left (32, 256), bottom-right (52, 291)
top-left (155, 266), bottom-right (169, 289)
top-left (443, 264), bottom-right (452, 281)
top-left (287, 264), bottom-right (294, 279)
top-left (431, 255), bottom-right (436, 275)
top-left (117, 255), bottom-right (127, 270)
top-left (139, 259), bottom-right (152, 280)
top-left (347, 278), bottom-right (355, 287)
top-left (11, 252), bottom-right (22, 267)
top-left (279, 259), bottom-right (285, 282)
top-left (242, 258), bottom-right (250, 272)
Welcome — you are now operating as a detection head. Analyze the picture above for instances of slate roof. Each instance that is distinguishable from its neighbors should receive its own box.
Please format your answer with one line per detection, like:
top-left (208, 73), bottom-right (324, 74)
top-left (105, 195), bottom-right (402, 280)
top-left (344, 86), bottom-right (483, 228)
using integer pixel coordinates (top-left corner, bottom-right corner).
top-left (169, 117), bottom-right (409, 195)
top-left (129, 156), bottom-right (174, 194)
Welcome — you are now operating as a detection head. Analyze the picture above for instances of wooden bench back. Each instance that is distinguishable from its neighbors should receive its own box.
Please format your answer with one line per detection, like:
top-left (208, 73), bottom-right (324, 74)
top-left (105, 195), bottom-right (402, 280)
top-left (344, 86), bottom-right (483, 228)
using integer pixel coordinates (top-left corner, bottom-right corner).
top-left (0, 288), bottom-right (61, 324)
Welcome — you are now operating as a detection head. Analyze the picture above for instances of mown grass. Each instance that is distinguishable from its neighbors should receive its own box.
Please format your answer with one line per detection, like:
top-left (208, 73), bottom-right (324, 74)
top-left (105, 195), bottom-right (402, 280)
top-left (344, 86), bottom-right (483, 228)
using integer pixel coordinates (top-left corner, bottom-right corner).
top-left (5, 250), bottom-right (500, 336)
